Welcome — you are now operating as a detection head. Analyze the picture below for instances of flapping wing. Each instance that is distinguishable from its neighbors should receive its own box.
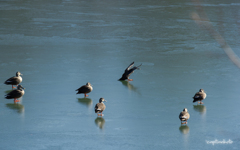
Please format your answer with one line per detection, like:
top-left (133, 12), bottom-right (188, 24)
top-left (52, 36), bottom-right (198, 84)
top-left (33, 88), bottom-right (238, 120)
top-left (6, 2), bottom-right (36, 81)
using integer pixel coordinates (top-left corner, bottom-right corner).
top-left (126, 63), bottom-right (142, 76)
top-left (119, 62), bottom-right (141, 80)
top-left (125, 62), bottom-right (135, 71)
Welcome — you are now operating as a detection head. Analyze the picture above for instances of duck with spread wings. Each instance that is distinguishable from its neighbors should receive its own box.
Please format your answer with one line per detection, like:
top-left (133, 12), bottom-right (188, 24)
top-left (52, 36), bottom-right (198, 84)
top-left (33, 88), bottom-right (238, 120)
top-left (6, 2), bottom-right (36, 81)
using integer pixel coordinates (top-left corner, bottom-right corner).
top-left (119, 62), bottom-right (142, 81)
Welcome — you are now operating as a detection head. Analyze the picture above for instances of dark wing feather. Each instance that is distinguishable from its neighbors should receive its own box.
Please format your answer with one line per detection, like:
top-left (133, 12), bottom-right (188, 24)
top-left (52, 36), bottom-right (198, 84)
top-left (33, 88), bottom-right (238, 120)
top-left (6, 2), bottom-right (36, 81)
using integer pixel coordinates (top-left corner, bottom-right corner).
top-left (95, 103), bottom-right (105, 113)
top-left (179, 112), bottom-right (189, 121)
top-left (125, 63), bottom-right (142, 77)
top-left (95, 104), bottom-right (99, 113)
top-left (119, 62), bottom-right (141, 80)
top-left (4, 76), bottom-right (20, 85)
top-left (193, 92), bottom-right (203, 102)
top-left (76, 85), bottom-right (91, 94)
top-left (179, 112), bottom-right (184, 120)
top-left (125, 62), bottom-right (135, 71)
top-left (5, 90), bottom-right (22, 99)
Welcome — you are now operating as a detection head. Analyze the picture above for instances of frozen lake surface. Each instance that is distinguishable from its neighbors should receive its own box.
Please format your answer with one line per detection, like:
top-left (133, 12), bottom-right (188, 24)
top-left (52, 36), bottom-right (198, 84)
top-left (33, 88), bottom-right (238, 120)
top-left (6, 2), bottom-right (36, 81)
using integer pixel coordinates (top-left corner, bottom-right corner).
top-left (0, 0), bottom-right (240, 149)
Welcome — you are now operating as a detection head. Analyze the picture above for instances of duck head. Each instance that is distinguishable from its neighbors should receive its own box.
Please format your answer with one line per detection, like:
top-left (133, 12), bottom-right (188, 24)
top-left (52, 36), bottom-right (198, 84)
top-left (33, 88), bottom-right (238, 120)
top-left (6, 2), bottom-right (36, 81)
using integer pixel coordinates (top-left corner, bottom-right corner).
top-left (99, 98), bottom-right (107, 103)
top-left (17, 85), bottom-right (25, 90)
top-left (16, 72), bottom-right (23, 77)
top-left (86, 82), bottom-right (92, 86)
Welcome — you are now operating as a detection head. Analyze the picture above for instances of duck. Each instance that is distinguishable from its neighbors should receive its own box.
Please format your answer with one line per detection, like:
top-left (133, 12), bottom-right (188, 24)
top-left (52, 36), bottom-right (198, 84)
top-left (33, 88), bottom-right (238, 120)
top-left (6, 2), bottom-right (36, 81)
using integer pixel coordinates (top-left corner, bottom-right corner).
top-left (119, 62), bottom-right (142, 81)
top-left (95, 98), bottom-right (107, 116)
top-left (4, 72), bottom-right (23, 89)
top-left (5, 85), bottom-right (25, 103)
top-left (76, 82), bottom-right (93, 97)
top-left (179, 108), bottom-right (190, 124)
top-left (193, 89), bottom-right (207, 104)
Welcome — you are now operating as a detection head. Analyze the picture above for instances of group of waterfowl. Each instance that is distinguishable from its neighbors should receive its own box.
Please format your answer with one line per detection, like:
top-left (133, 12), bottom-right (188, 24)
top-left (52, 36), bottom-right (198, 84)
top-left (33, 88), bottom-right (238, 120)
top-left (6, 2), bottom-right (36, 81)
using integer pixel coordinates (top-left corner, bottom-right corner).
top-left (3, 62), bottom-right (142, 117)
top-left (75, 82), bottom-right (107, 116)
top-left (4, 72), bottom-right (25, 103)
top-left (74, 62), bottom-right (142, 116)
top-left (179, 89), bottom-right (207, 124)
top-left (3, 62), bottom-right (207, 121)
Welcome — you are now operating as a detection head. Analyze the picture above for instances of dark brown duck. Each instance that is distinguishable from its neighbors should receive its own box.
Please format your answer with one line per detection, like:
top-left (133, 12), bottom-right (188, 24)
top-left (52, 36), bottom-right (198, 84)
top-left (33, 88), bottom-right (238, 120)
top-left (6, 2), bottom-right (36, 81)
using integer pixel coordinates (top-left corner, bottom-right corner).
top-left (5, 85), bottom-right (25, 103)
top-left (193, 89), bottom-right (207, 104)
top-left (76, 82), bottom-right (93, 97)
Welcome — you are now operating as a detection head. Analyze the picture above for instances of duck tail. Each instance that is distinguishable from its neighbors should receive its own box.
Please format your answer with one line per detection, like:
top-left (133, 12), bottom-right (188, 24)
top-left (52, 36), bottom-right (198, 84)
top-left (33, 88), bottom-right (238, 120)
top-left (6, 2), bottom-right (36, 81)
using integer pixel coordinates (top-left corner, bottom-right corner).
top-left (193, 99), bottom-right (198, 103)
top-left (4, 80), bottom-right (11, 85)
top-left (5, 95), bottom-right (12, 99)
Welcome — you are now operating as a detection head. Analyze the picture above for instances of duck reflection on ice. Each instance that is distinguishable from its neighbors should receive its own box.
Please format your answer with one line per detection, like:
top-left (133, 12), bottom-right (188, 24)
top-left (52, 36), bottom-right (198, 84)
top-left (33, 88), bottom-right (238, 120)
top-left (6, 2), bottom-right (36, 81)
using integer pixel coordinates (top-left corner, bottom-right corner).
top-left (179, 125), bottom-right (190, 134)
top-left (95, 117), bottom-right (105, 129)
top-left (193, 104), bottom-right (206, 114)
top-left (119, 80), bottom-right (140, 94)
top-left (6, 103), bottom-right (24, 113)
top-left (78, 98), bottom-right (92, 108)
top-left (4, 90), bottom-right (13, 94)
